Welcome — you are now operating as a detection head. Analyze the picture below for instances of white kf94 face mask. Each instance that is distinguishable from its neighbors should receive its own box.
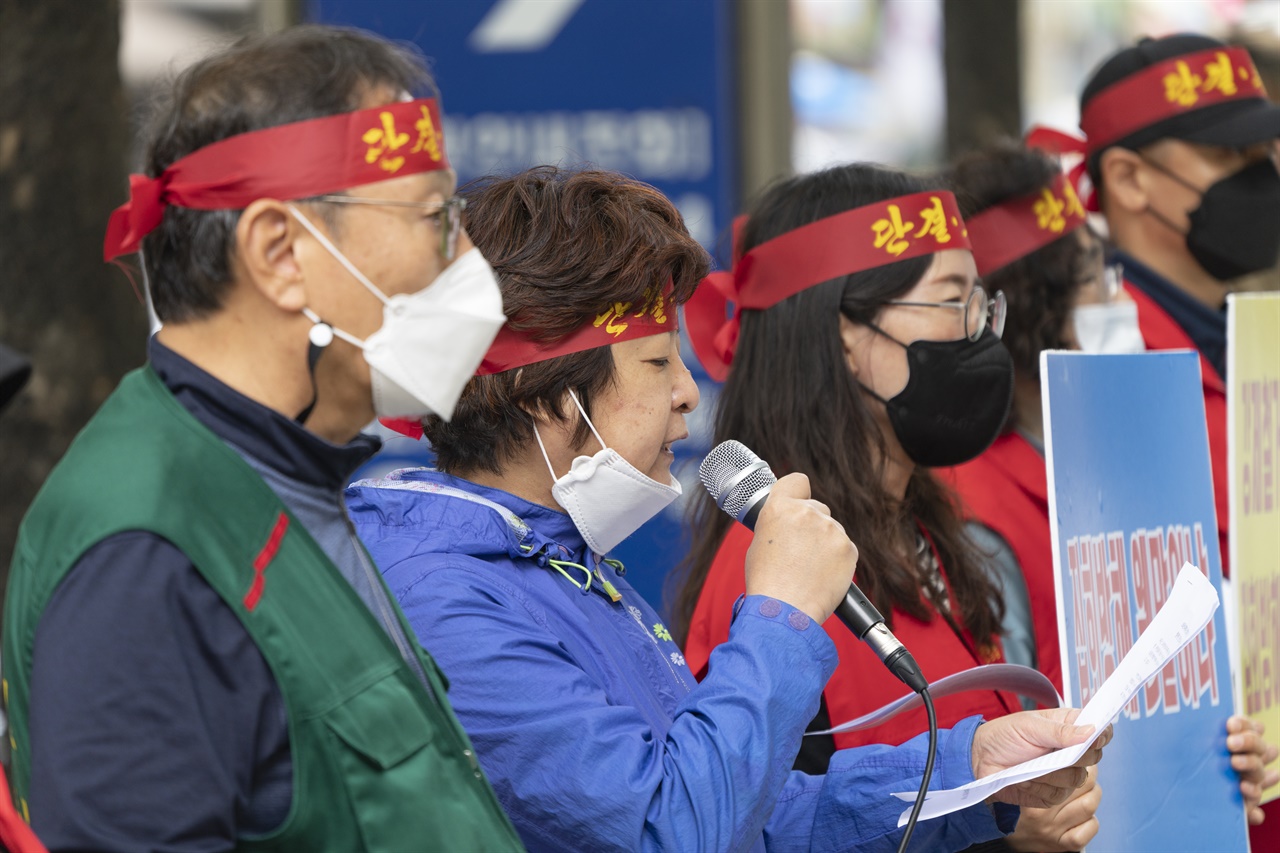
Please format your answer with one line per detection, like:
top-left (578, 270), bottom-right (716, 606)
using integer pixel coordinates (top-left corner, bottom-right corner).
top-left (290, 206), bottom-right (507, 421)
top-left (534, 389), bottom-right (682, 556)
top-left (1073, 300), bottom-right (1146, 355)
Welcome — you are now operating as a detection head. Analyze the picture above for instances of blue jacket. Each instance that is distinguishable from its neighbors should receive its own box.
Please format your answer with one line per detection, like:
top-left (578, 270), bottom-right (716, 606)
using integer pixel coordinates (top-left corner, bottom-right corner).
top-left (347, 468), bottom-right (1016, 852)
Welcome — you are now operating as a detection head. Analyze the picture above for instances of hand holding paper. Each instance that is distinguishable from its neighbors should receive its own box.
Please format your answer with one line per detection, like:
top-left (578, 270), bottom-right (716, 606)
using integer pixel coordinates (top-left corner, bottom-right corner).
top-left (892, 562), bottom-right (1219, 826)
top-left (968, 708), bottom-right (1111, 809)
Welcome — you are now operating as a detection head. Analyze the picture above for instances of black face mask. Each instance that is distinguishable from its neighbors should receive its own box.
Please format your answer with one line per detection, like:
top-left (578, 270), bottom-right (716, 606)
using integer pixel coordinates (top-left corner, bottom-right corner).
top-left (862, 328), bottom-right (1014, 468)
top-left (1146, 157), bottom-right (1280, 282)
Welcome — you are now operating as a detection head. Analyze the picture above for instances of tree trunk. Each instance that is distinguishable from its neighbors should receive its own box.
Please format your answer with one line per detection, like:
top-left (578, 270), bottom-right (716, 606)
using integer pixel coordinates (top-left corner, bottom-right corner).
top-left (0, 0), bottom-right (145, 601)
top-left (943, 0), bottom-right (1022, 158)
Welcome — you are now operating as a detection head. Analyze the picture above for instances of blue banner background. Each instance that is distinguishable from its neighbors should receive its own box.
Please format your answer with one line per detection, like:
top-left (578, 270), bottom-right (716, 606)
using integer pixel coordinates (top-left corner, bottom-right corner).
top-left (1043, 350), bottom-right (1246, 851)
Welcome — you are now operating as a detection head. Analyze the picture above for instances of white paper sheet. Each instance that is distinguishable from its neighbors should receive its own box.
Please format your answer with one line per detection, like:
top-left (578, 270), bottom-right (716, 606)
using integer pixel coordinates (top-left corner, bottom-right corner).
top-left (891, 562), bottom-right (1219, 827)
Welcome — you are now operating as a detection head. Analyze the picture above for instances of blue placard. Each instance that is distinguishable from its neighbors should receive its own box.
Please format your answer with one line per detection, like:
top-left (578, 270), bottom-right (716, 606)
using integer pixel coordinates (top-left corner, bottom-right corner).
top-left (309, 0), bottom-right (735, 610)
top-left (1043, 351), bottom-right (1247, 851)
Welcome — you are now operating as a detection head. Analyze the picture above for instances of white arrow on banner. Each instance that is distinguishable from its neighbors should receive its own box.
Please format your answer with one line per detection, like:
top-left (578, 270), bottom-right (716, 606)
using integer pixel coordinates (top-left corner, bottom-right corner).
top-left (468, 0), bottom-right (587, 53)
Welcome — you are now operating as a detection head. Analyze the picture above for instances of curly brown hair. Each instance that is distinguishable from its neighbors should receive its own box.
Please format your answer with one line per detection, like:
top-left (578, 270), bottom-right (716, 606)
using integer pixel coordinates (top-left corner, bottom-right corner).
top-left (423, 167), bottom-right (710, 475)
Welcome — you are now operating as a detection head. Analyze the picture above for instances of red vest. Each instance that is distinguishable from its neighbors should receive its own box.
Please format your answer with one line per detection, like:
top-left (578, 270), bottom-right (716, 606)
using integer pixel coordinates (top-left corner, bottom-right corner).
top-left (684, 523), bottom-right (1017, 749)
top-left (1125, 281), bottom-right (1230, 576)
top-left (944, 432), bottom-right (1062, 695)
top-left (1126, 285), bottom-right (1280, 848)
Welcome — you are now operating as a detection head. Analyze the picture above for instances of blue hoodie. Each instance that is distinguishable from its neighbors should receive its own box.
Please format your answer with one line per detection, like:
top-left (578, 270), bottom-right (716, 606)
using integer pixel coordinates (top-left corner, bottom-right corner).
top-left (347, 467), bottom-right (1016, 852)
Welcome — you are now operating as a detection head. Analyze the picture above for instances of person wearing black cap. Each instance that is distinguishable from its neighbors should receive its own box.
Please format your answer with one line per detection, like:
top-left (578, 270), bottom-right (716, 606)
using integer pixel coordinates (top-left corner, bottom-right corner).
top-left (1082, 33), bottom-right (1280, 577)
top-left (1080, 33), bottom-right (1280, 840)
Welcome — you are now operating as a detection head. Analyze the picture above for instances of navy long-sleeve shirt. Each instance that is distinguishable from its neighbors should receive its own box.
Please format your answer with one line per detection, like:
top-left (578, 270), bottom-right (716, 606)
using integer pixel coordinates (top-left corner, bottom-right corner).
top-left (26, 339), bottom-right (391, 852)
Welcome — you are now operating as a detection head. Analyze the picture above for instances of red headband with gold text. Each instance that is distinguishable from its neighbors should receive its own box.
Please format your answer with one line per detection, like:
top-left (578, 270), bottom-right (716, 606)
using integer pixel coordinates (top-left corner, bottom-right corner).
top-left (103, 98), bottom-right (450, 260)
top-left (478, 281), bottom-right (675, 376)
top-left (965, 173), bottom-right (1087, 277)
top-left (381, 281), bottom-right (675, 439)
top-left (1081, 47), bottom-right (1266, 152)
top-left (685, 191), bottom-right (971, 382)
top-left (1027, 47), bottom-right (1267, 212)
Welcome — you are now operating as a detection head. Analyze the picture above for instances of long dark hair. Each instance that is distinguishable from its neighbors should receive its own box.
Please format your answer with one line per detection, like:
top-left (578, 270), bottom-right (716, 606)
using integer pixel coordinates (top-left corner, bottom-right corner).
top-left (669, 163), bottom-right (1003, 645)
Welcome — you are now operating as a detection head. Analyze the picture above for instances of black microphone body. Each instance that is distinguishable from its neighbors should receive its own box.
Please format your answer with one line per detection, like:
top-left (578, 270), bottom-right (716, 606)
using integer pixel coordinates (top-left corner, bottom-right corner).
top-left (702, 441), bottom-right (929, 695)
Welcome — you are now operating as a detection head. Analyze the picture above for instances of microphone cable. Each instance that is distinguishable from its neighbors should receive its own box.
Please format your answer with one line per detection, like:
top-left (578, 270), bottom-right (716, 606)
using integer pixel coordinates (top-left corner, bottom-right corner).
top-left (896, 686), bottom-right (937, 853)
top-left (698, 440), bottom-right (940, 852)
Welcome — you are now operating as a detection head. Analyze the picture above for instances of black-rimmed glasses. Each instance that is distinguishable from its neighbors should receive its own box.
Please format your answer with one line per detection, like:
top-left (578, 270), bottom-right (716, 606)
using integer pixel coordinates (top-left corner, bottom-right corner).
top-left (313, 195), bottom-right (467, 260)
top-left (885, 285), bottom-right (1007, 342)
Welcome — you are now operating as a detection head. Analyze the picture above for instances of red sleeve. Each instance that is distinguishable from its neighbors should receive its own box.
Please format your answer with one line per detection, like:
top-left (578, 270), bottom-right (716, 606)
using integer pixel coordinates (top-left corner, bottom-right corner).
top-left (682, 524), bottom-right (753, 680)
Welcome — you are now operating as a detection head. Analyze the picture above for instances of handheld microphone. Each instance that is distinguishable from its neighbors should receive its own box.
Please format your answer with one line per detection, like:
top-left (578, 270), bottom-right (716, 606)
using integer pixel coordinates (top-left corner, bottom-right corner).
top-left (699, 440), bottom-right (929, 695)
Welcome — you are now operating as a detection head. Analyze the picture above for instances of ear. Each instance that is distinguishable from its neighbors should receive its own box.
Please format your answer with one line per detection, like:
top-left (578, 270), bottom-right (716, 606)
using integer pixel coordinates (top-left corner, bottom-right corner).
top-left (1098, 148), bottom-right (1150, 215)
top-left (233, 199), bottom-right (309, 313)
top-left (838, 313), bottom-right (866, 376)
top-left (515, 391), bottom-right (568, 436)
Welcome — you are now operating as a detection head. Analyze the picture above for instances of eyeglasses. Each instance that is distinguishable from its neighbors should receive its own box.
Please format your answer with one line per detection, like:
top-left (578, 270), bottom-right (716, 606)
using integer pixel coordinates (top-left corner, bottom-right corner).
top-left (1074, 262), bottom-right (1124, 303)
top-left (312, 195), bottom-right (467, 260)
top-left (885, 285), bottom-right (1007, 342)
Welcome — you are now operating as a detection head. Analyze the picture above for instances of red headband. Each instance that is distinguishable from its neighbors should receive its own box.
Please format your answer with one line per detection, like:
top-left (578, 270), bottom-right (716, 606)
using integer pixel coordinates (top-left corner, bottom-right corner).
top-left (478, 281), bottom-right (675, 375)
top-left (1081, 47), bottom-right (1266, 153)
top-left (965, 173), bottom-right (1087, 277)
top-left (685, 191), bottom-right (972, 382)
top-left (103, 98), bottom-right (450, 260)
top-left (381, 281), bottom-right (676, 439)
top-left (1027, 47), bottom-right (1267, 213)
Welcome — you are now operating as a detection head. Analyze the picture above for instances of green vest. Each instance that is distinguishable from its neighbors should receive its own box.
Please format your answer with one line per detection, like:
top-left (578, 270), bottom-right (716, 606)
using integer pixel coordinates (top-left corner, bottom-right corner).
top-left (3, 366), bottom-right (523, 852)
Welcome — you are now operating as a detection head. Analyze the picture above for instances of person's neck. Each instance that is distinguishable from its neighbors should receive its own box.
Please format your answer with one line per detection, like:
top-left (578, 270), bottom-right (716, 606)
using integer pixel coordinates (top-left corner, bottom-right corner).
top-left (881, 447), bottom-right (915, 503)
top-left (871, 411), bottom-right (916, 503)
top-left (157, 312), bottom-right (364, 446)
top-left (293, 357), bottom-right (376, 445)
top-left (1013, 376), bottom-right (1043, 443)
top-left (461, 453), bottom-right (563, 512)
top-left (1111, 218), bottom-right (1229, 310)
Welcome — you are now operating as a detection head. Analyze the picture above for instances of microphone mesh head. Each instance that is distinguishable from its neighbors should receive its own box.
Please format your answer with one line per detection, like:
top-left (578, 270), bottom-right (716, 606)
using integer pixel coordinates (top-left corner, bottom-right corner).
top-left (699, 440), bottom-right (777, 521)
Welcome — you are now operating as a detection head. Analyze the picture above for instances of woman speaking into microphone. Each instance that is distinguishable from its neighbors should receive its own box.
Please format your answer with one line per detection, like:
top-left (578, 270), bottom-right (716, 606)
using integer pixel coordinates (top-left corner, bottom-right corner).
top-left (349, 166), bottom-right (1108, 853)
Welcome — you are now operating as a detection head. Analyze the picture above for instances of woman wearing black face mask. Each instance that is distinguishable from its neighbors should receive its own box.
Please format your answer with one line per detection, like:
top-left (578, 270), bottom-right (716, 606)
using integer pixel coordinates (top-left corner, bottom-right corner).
top-left (672, 164), bottom-right (1104, 851)
top-left (674, 163), bottom-right (1019, 738)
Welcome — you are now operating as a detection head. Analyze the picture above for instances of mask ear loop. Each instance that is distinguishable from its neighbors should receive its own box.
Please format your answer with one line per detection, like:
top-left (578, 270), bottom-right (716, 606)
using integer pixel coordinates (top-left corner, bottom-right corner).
top-left (288, 205), bottom-right (392, 308)
top-left (290, 205), bottom-right (386, 424)
top-left (529, 424), bottom-right (594, 590)
top-left (851, 318), bottom-right (903, 406)
top-left (1136, 155), bottom-right (1199, 238)
top-left (565, 388), bottom-right (608, 452)
top-left (532, 420), bottom-right (560, 482)
top-left (532, 388), bottom-right (609, 482)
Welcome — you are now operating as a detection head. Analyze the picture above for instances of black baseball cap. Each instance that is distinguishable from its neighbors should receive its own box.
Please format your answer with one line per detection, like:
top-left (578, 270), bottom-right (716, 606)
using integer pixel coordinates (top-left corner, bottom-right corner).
top-left (0, 342), bottom-right (32, 414)
top-left (1082, 34), bottom-right (1280, 155)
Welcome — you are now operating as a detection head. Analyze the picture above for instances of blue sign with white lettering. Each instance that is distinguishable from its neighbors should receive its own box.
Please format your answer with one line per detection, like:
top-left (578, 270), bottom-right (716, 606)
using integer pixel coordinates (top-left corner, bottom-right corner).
top-left (310, 0), bottom-right (736, 610)
top-left (1043, 351), bottom-right (1247, 851)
